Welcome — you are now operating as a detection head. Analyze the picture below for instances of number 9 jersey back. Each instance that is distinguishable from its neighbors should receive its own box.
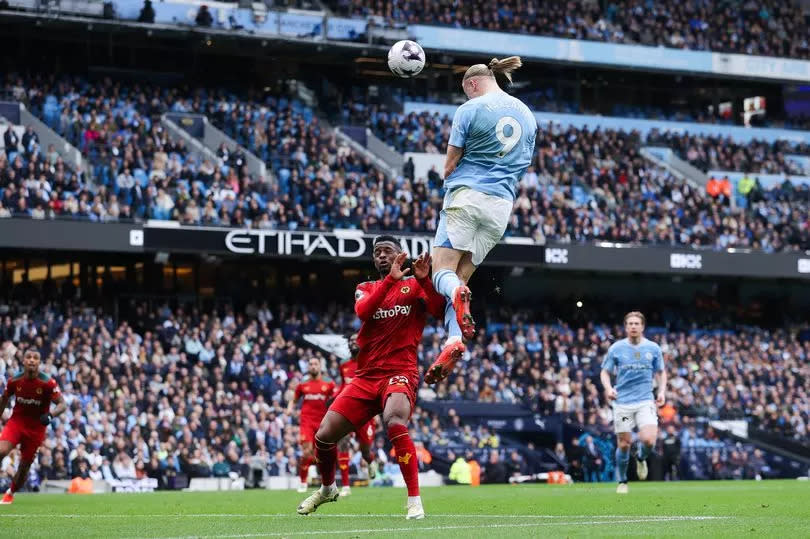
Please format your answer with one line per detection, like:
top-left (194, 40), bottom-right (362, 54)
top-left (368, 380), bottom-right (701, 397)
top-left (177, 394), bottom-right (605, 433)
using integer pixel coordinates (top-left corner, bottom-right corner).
top-left (445, 92), bottom-right (537, 203)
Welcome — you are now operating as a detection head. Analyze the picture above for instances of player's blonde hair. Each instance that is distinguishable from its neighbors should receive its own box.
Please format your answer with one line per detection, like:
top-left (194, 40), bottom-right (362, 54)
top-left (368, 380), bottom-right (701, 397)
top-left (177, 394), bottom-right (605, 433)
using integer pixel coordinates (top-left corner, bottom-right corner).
top-left (623, 311), bottom-right (646, 327)
top-left (463, 56), bottom-right (523, 86)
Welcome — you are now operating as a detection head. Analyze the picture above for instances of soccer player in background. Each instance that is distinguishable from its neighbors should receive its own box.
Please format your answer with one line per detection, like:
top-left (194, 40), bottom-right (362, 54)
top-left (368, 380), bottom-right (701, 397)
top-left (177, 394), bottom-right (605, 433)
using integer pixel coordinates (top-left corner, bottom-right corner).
top-left (286, 357), bottom-right (336, 493)
top-left (600, 312), bottom-right (667, 494)
top-left (0, 344), bottom-right (66, 504)
top-left (335, 333), bottom-right (378, 497)
top-left (297, 235), bottom-right (445, 519)
top-left (427, 56), bottom-right (538, 384)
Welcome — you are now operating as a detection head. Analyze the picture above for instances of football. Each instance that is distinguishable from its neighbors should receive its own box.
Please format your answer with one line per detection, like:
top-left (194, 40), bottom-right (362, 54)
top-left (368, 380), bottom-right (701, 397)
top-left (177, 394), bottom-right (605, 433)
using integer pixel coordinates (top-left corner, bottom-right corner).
top-left (387, 40), bottom-right (426, 78)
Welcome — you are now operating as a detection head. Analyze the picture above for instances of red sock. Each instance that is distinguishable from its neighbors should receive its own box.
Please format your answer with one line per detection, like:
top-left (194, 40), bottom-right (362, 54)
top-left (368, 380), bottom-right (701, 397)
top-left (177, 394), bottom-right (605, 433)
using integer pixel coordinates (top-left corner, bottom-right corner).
top-left (338, 452), bottom-right (350, 487)
top-left (9, 480), bottom-right (18, 494)
top-left (387, 424), bottom-right (419, 496)
top-left (315, 437), bottom-right (337, 487)
top-left (298, 456), bottom-right (311, 484)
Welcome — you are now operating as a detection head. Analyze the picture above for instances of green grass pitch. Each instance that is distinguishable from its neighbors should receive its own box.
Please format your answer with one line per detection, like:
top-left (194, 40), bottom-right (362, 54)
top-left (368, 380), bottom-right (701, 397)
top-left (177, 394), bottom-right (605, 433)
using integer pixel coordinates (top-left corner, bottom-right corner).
top-left (2, 481), bottom-right (808, 537)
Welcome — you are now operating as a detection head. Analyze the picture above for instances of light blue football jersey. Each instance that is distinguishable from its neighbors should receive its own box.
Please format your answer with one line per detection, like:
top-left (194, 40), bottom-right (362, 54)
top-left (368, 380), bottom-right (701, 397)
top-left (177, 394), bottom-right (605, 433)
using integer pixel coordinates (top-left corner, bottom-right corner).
top-left (601, 338), bottom-right (664, 405)
top-left (445, 91), bottom-right (537, 202)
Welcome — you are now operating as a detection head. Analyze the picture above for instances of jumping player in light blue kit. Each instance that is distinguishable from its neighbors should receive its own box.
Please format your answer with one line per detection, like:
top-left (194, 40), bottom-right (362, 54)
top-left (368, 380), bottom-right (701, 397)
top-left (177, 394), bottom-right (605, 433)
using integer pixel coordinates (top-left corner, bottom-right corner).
top-left (425, 57), bottom-right (537, 384)
top-left (600, 311), bottom-right (667, 494)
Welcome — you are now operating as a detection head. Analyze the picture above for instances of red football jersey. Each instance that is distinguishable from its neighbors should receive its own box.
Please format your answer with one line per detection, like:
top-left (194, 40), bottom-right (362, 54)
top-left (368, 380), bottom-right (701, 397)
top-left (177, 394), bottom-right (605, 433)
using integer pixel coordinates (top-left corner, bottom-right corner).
top-left (293, 378), bottom-right (336, 423)
top-left (340, 359), bottom-right (358, 388)
top-left (354, 274), bottom-right (445, 379)
top-left (3, 371), bottom-right (60, 421)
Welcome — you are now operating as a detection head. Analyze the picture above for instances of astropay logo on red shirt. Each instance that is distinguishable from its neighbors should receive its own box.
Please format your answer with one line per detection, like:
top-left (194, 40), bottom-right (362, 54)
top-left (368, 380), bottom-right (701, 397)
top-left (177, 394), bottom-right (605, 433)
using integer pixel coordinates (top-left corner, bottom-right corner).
top-left (372, 304), bottom-right (412, 320)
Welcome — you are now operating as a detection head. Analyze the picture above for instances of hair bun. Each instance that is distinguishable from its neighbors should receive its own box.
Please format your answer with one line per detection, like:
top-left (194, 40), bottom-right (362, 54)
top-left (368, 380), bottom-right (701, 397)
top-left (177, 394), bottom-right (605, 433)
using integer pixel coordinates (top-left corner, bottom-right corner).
top-left (488, 58), bottom-right (500, 69)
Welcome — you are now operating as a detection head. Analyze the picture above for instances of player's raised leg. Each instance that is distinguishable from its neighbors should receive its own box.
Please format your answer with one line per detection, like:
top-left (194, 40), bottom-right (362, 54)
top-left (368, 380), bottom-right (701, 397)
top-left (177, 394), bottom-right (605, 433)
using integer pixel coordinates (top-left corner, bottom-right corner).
top-left (356, 418), bottom-right (378, 480)
top-left (0, 440), bottom-right (14, 504)
top-left (635, 421), bottom-right (659, 481)
top-left (426, 245), bottom-right (469, 385)
top-left (382, 392), bottom-right (423, 519)
top-left (2, 456), bottom-right (34, 504)
top-left (432, 246), bottom-right (474, 340)
top-left (297, 411), bottom-right (355, 515)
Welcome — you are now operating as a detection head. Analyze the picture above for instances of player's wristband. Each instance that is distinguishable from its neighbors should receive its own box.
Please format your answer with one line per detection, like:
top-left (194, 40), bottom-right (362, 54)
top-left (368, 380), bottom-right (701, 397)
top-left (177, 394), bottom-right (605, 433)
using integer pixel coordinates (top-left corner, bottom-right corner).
top-left (39, 413), bottom-right (52, 426)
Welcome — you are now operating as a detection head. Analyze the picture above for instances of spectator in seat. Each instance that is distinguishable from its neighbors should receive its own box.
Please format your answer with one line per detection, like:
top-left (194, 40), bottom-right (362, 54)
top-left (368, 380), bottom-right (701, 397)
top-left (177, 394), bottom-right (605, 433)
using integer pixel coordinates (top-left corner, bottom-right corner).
top-left (661, 424), bottom-right (681, 481)
top-left (212, 452), bottom-right (231, 478)
top-left (506, 449), bottom-right (528, 478)
top-left (553, 442), bottom-right (568, 472)
top-left (3, 127), bottom-right (19, 153)
top-left (447, 451), bottom-right (472, 485)
top-left (196, 5), bottom-right (213, 27)
top-left (483, 451), bottom-right (508, 484)
top-left (138, 0), bottom-right (155, 23)
top-left (582, 435), bottom-right (602, 483)
top-left (113, 452), bottom-right (137, 479)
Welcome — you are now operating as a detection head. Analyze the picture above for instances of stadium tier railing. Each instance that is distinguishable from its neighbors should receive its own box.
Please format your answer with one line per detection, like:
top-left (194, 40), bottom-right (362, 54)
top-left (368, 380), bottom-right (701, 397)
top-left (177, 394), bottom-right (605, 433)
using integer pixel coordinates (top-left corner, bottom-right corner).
top-left (641, 147), bottom-right (708, 189)
top-left (165, 112), bottom-right (268, 183)
top-left (160, 114), bottom-right (223, 172)
top-left (333, 126), bottom-right (398, 179)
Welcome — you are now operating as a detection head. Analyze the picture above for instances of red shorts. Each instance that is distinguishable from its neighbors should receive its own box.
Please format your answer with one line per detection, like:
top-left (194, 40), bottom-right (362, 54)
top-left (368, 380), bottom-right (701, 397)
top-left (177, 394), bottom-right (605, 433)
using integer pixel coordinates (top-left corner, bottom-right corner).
top-left (0, 418), bottom-right (46, 461)
top-left (330, 374), bottom-right (418, 430)
top-left (298, 418), bottom-right (320, 445)
top-left (355, 417), bottom-right (376, 446)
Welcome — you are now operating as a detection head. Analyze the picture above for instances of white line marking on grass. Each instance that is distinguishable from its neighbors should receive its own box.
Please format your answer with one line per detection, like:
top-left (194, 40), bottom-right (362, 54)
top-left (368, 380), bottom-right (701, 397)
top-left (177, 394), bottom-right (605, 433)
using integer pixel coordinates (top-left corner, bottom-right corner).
top-left (0, 513), bottom-right (728, 520)
top-left (156, 516), bottom-right (731, 538)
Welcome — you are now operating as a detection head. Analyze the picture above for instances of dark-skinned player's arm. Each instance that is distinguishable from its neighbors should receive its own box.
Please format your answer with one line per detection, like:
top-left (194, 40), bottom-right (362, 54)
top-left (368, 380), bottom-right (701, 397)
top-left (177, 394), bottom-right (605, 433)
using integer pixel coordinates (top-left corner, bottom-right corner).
top-left (354, 252), bottom-right (409, 322)
top-left (42, 392), bottom-right (67, 426)
top-left (412, 253), bottom-right (446, 319)
top-left (0, 389), bottom-right (11, 421)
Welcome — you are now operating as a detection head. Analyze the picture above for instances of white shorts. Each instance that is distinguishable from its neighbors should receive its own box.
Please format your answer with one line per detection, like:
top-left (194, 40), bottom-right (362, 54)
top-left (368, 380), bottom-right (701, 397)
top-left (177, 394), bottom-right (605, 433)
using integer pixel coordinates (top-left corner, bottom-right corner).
top-left (612, 400), bottom-right (658, 434)
top-left (434, 187), bottom-right (513, 266)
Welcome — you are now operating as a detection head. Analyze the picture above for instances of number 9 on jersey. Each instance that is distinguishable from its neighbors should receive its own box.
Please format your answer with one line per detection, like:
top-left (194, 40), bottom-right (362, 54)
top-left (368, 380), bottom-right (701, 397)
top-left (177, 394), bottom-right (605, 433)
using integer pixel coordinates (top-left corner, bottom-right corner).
top-left (495, 116), bottom-right (522, 158)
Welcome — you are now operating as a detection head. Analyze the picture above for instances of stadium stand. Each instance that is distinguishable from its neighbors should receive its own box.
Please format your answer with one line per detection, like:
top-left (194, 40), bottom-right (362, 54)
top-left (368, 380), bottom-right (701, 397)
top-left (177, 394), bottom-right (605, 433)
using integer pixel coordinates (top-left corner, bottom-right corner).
top-left (0, 293), bottom-right (805, 489)
top-left (4, 74), bottom-right (810, 252)
top-left (327, 0), bottom-right (810, 59)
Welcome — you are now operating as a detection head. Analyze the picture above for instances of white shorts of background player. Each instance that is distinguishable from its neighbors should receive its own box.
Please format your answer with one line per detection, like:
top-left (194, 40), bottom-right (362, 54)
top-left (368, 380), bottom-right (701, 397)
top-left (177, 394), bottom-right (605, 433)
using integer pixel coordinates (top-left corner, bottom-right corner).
top-left (612, 400), bottom-right (658, 434)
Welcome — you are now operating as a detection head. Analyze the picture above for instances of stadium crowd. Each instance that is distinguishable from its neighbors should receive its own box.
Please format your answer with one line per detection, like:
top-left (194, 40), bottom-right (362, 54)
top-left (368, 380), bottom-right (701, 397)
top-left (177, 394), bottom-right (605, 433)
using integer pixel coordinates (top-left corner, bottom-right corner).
top-left (3, 73), bottom-right (810, 252)
top-left (0, 295), bottom-right (805, 490)
top-left (329, 0), bottom-right (810, 59)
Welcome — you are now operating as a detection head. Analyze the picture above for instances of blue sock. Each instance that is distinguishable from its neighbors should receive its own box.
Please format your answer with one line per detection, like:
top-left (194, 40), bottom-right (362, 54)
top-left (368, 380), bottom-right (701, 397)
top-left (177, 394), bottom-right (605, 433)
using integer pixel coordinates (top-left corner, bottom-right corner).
top-left (432, 269), bottom-right (461, 300)
top-left (444, 299), bottom-right (463, 340)
top-left (433, 269), bottom-right (463, 340)
top-left (615, 447), bottom-right (630, 483)
top-left (638, 443), bottom-right (652, 461)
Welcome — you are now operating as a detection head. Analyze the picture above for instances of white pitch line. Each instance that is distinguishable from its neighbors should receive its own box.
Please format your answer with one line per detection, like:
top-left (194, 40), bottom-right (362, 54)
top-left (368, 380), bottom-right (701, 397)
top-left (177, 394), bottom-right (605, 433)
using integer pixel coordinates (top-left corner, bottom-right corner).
top-left (0, 513), bottom-right (728, 520)
top-left (157, 517), bottom-right (731, 538)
